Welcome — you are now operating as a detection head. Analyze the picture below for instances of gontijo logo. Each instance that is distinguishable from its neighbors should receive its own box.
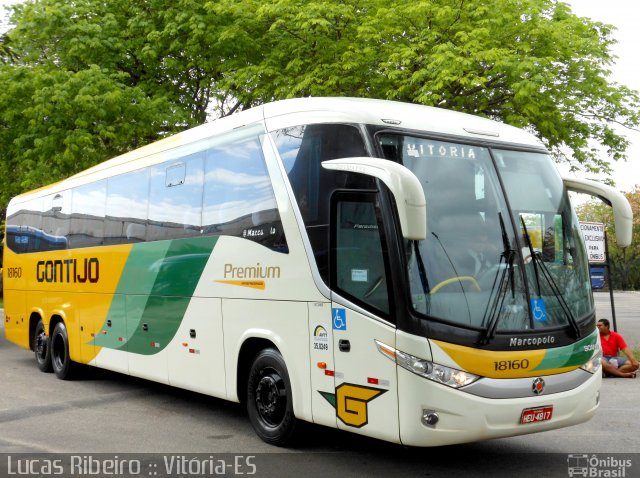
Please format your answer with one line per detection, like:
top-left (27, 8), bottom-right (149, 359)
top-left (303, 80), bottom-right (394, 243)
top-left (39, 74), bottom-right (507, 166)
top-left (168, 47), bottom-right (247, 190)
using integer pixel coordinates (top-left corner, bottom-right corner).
top-left (319, 383), bottom-right (386, 428)
top-left (36, 258), bottom-right (100, 283)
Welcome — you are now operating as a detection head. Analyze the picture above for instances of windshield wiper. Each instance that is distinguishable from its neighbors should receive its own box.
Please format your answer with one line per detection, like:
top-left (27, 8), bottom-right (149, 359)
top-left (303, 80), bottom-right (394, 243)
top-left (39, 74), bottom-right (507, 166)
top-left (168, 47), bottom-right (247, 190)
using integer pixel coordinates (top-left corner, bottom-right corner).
top-left (412, 240), bottom-right (430, 295)
top-left (480, 213), bottom-right (516, 344)
top-left (520, 217), bottom-right (580, 338)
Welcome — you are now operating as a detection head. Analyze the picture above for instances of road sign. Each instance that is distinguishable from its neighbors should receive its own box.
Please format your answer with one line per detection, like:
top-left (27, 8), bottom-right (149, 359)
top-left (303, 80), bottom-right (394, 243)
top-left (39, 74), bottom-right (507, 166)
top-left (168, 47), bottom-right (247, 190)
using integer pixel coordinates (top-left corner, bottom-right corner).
top-left (579, 222), bottom-right (606, 263)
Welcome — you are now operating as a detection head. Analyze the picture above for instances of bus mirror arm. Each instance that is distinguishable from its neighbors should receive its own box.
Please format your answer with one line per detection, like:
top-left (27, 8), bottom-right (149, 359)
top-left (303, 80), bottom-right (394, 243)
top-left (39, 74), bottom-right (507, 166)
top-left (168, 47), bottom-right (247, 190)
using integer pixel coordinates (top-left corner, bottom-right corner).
top-left (562, 177), bottom-right (633, 248)
top-left (322, 158), bottom-right (427, 240)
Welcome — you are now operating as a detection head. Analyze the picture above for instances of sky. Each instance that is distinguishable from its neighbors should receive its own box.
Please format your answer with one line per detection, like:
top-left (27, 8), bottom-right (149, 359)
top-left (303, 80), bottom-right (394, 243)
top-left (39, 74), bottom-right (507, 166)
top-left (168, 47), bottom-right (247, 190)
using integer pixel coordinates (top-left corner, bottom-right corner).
top-left (0, 0), bottom-right (638, 194)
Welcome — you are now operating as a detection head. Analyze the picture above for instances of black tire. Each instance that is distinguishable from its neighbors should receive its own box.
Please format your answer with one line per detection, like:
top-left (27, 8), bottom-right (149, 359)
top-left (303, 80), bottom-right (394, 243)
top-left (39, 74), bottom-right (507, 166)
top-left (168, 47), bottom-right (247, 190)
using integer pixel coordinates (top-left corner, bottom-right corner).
top-left (246, 348), bottom-right (298, 446)
top-left (50, 322), bottom-right (76, 380)
top-left (34, 319), bottom-right (52, 373)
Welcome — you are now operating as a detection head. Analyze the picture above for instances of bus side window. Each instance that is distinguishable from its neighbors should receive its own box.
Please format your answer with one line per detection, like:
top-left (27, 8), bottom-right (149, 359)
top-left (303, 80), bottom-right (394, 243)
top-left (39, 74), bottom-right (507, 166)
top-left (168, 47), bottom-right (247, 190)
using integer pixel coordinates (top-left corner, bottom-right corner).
top-left (331, 193), bottom-right (390, 316)
top-left (273, 124), bottom-right (371, 283)
top-left (105, 169), bottom-right (149, 245)
top-left (70, 180), bottom-right (107, 248)
top-left (202, 136), bottom-right (286, 252)
top-left (42, 192), bottom-right (71, 241)
top-left (5, 197), bottom-right (44, 253)
top-left (147, 155), bottom-right (203, 241)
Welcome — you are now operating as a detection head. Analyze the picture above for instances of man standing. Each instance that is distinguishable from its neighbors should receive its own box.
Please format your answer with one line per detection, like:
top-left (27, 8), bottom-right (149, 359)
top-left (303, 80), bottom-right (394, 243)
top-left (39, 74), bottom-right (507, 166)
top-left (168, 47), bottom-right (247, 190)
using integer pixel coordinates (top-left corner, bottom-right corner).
top-left (597, 318), bottom-right (639, 378)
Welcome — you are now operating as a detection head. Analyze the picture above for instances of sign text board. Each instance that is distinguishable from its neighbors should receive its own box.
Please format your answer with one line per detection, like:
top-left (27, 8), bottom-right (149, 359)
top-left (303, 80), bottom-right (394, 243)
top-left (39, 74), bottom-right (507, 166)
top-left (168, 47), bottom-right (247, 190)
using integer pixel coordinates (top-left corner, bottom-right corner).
top-left (579, 222), bottom-right (606, 263)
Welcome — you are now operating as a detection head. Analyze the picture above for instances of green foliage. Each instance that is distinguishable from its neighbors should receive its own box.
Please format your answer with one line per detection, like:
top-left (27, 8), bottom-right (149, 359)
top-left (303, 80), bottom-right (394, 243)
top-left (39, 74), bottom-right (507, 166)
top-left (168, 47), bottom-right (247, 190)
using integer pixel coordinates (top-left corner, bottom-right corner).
top-left (576, 187), bottom-right (640, 290)
top-left (0, 0), bottom-right (638, 218)
top-left (230, 0), bottom-right (639, 173)
top-left (0, 64), bottom-right (176, 215)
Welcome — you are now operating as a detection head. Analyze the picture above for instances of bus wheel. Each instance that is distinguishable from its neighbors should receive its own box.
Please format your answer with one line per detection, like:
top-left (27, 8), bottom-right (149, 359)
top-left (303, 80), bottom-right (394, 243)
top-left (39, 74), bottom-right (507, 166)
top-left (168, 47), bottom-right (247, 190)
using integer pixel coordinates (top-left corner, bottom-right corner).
top-left (246, 348), bottom-right (297, 446)
top-left (34, 319), bottom-right (52, 373)
top-left (50, 322), bottom-right (76, 380)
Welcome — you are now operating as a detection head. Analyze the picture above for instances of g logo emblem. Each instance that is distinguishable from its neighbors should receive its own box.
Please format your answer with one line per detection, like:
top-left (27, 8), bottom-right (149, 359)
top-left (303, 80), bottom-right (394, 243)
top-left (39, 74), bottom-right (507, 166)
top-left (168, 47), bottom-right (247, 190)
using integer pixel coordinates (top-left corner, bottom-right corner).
top-left (319, 383), bottom-right (386, 428)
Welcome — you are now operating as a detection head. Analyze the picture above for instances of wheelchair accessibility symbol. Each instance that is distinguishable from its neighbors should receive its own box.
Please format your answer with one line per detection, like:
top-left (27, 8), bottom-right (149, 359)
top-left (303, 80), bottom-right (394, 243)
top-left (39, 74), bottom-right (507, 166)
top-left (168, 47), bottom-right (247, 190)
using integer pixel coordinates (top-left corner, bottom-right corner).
top-left (530, 298), bottom-right (548, 322)
top-left (333, 308), bottom-right (347, 330)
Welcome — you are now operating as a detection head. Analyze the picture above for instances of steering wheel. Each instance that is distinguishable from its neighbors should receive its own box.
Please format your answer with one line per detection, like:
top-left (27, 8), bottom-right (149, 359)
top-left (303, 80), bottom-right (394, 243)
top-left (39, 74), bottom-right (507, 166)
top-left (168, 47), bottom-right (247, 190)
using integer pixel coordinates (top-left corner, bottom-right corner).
top-left (431, 276), bottom-right (481, 294)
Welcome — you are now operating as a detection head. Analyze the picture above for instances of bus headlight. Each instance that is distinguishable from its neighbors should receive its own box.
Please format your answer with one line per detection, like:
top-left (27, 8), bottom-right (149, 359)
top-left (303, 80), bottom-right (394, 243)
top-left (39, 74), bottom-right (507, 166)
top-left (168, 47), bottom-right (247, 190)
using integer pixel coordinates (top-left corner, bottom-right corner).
top-left (580, 348), bottom-right (602, 374)
top-left (375, 340), bottom-right (480, 388)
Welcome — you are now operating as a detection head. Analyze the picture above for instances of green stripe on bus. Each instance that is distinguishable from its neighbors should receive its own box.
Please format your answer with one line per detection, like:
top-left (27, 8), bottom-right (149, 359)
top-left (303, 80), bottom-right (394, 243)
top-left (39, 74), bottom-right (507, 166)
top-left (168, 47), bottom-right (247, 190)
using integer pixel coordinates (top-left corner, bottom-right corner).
top-left (532, 330), bottom-right (598, 371)
top-left (92, 240), bottom-right (171, 349)
top-left (93, 235), bottom-right (219, 354)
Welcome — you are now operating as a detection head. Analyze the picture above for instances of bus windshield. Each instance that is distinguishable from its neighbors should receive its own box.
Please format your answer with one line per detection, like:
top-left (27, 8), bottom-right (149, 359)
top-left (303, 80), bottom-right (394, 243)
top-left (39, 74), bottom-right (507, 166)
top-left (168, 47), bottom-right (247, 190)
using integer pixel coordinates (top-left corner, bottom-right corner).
top-left (378, 133), bottom-right (593, 333)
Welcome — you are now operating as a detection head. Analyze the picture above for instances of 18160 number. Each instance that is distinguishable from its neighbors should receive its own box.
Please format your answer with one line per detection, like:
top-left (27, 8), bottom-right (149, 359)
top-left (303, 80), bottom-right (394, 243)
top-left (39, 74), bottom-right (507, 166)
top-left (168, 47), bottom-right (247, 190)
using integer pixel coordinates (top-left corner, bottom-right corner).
top-left (6, 267), bottom-right (22, 279)
top-left (494, 359), bottom-right (530, 371)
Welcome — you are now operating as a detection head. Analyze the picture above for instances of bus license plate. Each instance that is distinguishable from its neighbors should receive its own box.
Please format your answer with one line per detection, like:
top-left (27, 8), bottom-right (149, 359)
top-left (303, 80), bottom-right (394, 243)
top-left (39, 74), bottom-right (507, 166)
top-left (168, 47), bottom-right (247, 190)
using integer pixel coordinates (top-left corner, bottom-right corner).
top-left (520, 406), bottom-right (553, 424)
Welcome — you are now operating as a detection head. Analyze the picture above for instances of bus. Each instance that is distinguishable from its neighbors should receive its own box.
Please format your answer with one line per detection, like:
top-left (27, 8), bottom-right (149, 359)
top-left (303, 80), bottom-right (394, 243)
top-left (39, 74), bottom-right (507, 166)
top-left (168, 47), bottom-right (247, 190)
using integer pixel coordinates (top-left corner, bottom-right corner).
top-left (5, 224), bottom-right (68, 254)
top-left (2, 98), bottom-right (633, 447)
top-left (590, 266), bottom-right (606, 289)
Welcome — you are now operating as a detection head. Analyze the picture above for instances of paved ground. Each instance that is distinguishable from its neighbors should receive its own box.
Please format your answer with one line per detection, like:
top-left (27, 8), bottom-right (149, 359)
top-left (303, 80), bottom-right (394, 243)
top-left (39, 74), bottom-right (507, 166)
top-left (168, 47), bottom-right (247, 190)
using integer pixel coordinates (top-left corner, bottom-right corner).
top-left (0, 292), bottom-right (638, 478)
top-left (594, 290), bottom-right (640, 351)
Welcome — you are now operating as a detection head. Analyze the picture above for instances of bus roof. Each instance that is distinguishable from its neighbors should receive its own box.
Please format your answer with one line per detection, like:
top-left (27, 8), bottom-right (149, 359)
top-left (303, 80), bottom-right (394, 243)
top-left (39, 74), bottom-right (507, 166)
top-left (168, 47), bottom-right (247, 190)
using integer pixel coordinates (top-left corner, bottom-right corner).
top-left (262, 97), bottom-right (543, 148)
top-left (9, 97), bottom-right (545, 204)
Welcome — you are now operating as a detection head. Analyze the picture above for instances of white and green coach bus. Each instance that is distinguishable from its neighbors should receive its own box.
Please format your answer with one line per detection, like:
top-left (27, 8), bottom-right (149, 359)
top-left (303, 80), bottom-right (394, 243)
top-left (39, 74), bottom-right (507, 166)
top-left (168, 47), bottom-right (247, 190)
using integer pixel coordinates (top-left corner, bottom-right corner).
top-left (3, 98), bottom-right (632, 446)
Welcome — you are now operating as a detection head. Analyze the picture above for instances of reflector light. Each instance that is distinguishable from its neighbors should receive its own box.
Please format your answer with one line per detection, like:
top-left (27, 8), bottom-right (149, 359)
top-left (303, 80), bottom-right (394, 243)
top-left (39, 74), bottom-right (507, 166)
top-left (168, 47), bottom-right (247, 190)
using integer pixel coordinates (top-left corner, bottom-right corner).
top-left (325, 370), bottom-right (335, 376)
top-left (317, 362), bottom-right (327, 369)
top-left (368, 377), bottom-right (379, 385)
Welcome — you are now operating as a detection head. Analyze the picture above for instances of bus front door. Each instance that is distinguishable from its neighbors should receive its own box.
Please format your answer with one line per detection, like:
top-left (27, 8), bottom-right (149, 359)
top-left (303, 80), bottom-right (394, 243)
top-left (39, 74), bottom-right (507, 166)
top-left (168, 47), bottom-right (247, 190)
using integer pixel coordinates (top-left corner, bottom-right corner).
top-left (330, 307), bottom-right (399, 443)
top-left (328, 192), bottom-right (400, 443)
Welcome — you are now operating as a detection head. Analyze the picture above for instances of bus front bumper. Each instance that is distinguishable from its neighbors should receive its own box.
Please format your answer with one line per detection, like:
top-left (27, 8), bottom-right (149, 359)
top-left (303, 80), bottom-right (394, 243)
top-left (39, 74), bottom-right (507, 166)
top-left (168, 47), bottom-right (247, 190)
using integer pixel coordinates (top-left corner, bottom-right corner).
top-left (397, 367), bottom-right (601, 447)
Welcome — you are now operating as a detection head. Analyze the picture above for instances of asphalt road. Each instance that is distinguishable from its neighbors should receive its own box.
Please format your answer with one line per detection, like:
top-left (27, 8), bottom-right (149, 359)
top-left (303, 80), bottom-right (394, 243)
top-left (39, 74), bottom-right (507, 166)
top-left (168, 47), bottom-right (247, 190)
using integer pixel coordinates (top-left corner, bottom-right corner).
top-left (1, 292), bottom-right (638, 478)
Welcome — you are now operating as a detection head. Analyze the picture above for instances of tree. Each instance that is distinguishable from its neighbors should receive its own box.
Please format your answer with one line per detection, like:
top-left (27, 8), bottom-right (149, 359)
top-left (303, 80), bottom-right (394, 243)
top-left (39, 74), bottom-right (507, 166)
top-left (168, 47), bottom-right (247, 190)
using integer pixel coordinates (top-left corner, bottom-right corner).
top-left (0, 65), bottom-right (176, 216)
top-left (576, 186), bottom-right (640, 290)
top-left (229, 0), bottom-right (640, 173)
top-left (0, 34), bottom-right (18, 64)
top-left (0, 0), bottom-right (638, 218)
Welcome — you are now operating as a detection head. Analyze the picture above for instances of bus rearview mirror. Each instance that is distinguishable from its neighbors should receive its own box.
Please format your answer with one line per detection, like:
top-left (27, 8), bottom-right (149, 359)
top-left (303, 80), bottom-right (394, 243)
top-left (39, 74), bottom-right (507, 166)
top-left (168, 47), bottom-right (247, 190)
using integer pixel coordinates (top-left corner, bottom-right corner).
top-left (562, 176), bottom-right (633, 247)
top-left (322, 157), bottom-right (427, 240)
